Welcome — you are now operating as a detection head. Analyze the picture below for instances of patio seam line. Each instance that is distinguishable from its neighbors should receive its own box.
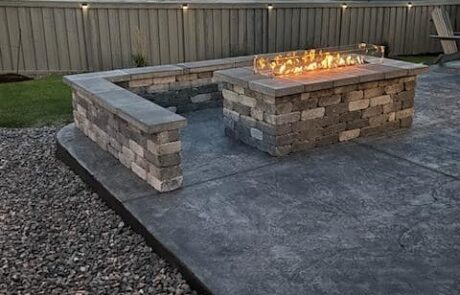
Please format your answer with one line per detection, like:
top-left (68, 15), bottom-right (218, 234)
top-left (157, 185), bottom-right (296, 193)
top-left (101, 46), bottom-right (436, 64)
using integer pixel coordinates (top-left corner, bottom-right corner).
top-left (356, 141), bottom-right (460, 181)
top-left (123, 159), bottom-right (282, 204)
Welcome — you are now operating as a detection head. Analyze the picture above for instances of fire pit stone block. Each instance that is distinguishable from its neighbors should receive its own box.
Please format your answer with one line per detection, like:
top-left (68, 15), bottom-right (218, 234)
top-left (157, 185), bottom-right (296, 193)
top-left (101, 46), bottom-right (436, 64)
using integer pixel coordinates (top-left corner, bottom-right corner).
top-left (215, 59), bottom-right (428, 156)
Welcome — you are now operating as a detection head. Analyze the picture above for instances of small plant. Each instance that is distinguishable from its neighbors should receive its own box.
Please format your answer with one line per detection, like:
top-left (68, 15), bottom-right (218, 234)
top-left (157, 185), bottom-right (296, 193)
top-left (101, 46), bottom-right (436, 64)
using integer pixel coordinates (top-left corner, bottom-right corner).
top-left (132, 53), bottom-right (146, 68)
top-left (132, 27), bottom-right (147, 67)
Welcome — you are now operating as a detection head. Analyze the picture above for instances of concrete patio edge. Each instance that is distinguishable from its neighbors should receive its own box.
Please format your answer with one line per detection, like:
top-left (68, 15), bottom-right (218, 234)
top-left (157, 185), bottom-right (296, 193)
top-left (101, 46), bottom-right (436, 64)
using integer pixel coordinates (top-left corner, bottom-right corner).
top-left (55, 124), bottom-right (213, 295)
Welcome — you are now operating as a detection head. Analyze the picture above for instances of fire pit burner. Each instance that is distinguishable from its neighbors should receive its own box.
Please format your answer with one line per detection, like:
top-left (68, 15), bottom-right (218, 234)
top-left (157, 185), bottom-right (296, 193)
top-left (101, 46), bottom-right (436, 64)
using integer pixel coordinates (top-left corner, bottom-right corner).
top-left (214, 52), bottom-right (428, 156)
top-left (254, 43), bottom-right (383, 77)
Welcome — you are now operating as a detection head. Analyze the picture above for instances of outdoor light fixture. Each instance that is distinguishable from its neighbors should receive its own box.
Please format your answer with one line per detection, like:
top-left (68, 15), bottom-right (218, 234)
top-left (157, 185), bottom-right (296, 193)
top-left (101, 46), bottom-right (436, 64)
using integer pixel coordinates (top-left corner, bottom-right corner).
top-left (407, 2), bottom-right (413, 8)
top-left (182, 3), bottom-right (188, 10)
top-left (267, 4), bottom-right (273, 10)
top-left (341, 3), bottom-right (348, 9)
top-left (81, 3), bottom-right (88, 9)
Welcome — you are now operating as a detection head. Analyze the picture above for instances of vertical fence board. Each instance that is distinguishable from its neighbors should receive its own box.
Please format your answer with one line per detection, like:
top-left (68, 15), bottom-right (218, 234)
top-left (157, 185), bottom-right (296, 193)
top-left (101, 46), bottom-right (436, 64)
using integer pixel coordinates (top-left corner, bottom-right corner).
top-left (221, 9), bottom-right (230, 57)
top-left (238, 9), bottom-right (247, 55)
top-left (267, 8), bottom-right (276, 52)
top-left (66, 8), bottom-right (83, 70)
top-left (0, 7), bottom-right (13, 70)
top-left (213, 9), bottom-right (223, 58)
top-left (18, 8), bottom-right (37, 70)
top-left (255, 9), bottom-right (264, 54)
top-left (42, 8), bottom-right (59, 71)
top-left (183, 9), bottom-right (195, 62)
top-left (275, 8), bottom-right (284, 51)
top-left (30, 8), bottom-right (48, 71)
top-left (247, 9), bottom-right (255, 54)
top-left (108, 9), bottom-right (122, 68)
top-left (195, 9), bottom-right (205, 60)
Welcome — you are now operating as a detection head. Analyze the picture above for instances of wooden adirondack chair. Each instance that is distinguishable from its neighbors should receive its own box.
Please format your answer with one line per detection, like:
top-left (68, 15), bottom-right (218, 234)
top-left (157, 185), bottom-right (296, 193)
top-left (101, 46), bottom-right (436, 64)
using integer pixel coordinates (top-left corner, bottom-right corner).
top-left (430, 7), bottom-right (460, 64)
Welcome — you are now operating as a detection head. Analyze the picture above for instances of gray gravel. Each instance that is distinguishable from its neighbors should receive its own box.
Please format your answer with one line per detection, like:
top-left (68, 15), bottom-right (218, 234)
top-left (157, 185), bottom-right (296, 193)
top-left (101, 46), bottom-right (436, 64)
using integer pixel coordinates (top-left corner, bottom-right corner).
top-left (0, 127), bottom-right (198, 295)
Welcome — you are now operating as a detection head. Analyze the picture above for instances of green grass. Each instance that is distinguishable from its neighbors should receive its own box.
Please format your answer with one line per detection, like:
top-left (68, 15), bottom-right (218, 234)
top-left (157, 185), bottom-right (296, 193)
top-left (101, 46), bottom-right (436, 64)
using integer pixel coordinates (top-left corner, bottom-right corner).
top-left (0, 75), bottom-right (72, 128)
top-left (396, 54), bottom-right (438, 65)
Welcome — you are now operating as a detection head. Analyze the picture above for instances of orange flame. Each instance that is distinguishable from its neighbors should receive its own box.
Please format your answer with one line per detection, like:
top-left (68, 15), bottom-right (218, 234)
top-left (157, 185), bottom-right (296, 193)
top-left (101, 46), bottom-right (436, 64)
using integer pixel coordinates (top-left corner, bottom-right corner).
top-left (254, 50), bottom-right (365, 76)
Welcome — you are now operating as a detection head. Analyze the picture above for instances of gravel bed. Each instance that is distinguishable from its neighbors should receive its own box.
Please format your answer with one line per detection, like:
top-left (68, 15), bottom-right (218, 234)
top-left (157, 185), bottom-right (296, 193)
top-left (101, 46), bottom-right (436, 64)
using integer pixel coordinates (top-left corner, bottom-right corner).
top-left (0, 127), bottom-right (198, 295)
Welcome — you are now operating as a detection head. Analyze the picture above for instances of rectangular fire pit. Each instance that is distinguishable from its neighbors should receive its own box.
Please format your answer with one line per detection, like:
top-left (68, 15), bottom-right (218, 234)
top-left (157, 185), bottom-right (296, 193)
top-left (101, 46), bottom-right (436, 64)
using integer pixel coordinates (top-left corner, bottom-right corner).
top-left (214, 54), bottom-right (428, 156)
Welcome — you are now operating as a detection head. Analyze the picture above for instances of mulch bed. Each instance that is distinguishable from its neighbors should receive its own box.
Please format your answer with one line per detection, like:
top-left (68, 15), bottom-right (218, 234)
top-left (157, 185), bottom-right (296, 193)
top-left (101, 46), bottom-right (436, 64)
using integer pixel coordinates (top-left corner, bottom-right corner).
top-left (0, 73), bottom-right (32, 84)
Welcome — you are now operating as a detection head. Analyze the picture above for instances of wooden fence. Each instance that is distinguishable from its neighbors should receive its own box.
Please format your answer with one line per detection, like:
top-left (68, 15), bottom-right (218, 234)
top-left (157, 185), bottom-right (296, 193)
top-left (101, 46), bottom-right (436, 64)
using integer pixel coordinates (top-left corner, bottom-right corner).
top-left (1, 0), bottom-right (460, 74)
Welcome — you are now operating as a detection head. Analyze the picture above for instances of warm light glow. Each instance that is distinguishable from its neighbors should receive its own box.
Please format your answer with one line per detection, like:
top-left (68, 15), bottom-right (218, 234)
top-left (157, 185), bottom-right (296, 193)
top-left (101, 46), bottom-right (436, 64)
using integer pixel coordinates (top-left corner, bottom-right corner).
top-left (81, 3), bottom-right (88, 9)
top-left (254, 50), bottom-right (365, 77)
top-left (182, 3), bottom-right (188, 10)
top-left (267, 4), bottom-right (273, 10)
top-left (407, 2), bottom-right (413, 8)
top-left (341, 3), bottom-right (348, 9)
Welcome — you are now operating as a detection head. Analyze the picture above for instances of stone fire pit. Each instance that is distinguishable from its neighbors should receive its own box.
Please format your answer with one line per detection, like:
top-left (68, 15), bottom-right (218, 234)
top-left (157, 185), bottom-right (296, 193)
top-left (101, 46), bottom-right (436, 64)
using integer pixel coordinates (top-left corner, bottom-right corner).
top-left (214, 56), bottom-right (428, 156)
top-left (63, 53), bottom-right (427, 193)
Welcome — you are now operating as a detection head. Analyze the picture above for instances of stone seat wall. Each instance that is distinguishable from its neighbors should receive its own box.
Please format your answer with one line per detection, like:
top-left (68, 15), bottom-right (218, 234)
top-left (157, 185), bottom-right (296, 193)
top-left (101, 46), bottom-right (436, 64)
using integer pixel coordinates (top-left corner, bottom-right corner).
top-left (64, 56), bottom-right (253, 192)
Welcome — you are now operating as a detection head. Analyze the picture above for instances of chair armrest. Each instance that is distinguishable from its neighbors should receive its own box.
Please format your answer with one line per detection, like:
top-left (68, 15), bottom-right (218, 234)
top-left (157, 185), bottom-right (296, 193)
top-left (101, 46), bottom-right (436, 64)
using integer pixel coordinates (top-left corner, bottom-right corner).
top-left (430, 34), bottom-right (460, 40)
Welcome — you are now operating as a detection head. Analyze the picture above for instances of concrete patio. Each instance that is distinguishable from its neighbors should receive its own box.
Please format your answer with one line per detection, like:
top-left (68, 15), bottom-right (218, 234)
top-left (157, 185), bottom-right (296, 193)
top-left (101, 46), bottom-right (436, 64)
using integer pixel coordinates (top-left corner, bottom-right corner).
top-left (57, 66), bottom-right (460, 295)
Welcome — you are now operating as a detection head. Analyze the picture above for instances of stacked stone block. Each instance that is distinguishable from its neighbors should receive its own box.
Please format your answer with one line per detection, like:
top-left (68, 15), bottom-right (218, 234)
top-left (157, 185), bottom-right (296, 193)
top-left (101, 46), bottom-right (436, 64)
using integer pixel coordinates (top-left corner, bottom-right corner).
top-left (72, 90), bottom-right (183, 192)
top-left (127, 71), bottom-right (223, 113)
top-left (222, 76), bottom-right (416, 156)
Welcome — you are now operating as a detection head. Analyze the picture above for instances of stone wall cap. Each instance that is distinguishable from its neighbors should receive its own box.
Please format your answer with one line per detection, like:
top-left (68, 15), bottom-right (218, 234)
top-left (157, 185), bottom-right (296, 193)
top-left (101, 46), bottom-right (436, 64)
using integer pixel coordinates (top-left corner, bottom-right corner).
top-left (64, 70), bottom-right (129, 85)
top-left (249, 78), bottom-right (305, 97)
top-left (116, 99), bottom-right (187, 133)
top-left (122, 65), bottom-right (184, 79)
top-left (214, 67), bottom-right (265, 87)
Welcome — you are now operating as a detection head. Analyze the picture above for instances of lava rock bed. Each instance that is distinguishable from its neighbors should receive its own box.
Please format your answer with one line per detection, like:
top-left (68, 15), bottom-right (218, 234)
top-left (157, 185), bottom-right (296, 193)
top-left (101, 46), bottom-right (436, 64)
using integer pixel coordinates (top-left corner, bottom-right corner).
top-left (0, 127), bottom-right (198, 294)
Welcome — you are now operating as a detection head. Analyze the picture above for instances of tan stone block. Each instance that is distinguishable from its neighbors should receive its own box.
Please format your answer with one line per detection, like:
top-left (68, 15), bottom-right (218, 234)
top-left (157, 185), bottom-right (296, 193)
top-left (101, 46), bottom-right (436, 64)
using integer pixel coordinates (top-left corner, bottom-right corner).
top-left (129, 139), bottom-right (144, 157)
top-left (348, 99), bottom-right (370, 111)
top-left (404, 80), bottom-right (416, 91)
top-left (362, 106), bottom-right (383, 118)
top-left (154, 130), bottom-right (180, 144)
top-left (301, 93), bottom-right (310, 100)
top-left (240, 95), bottom-right (257, 108)
top-left (223, 108), bottom-right (240, 122)
top-left (400, 117), bottom-right (413, 128)
top-left (234, 85), bottom-right (245, 94)
top-left (198, 72), bottom-right (213, 79)
top-left (190, 78), bottom-right (212, 88)
top-left (343, 90), bottom-right (364, 102)
top-left (147, 175), bottom-right (183, 192)
top-left (334, 84), bottom-right (357, 94)
top-left (176, 73), bottom-right (197, 82)
top-left (318, 95), bottom-right (341, 106)
top-left (311, 89), bottom-right (334, 98)
top-left (251, 108), bottom-right (264, 121)
top-left (131, 162), bottom-right (147, 180)
top-left (275, 102), bottom-right (293, 114)
top-left (222, 89), bottom-right (239, 103)
top-left (153, 76), bottom-right (176, 84)
top-left (364, 87), bottom-right (384, 99)
top-left (369, 114), bottom-right (389, 127)
top-left (148, 83), bottom-right (169, 93)
top-left (129, 78), bottom-right (153, 88)
top-left (370, 95), bottom-right (391, 107)
top-left (147, 140), bottom-right (181, 155)
top-left (148, 164), bottom-right (182, 181)
top-left (339, 129), bottom-right (360, 141)
top-left (301, 107), bottom-right (325, 120)
top-left (359, 81), bottom-right (379, 90)
top-left (395, 108), bottom-right (414, 119)
top-left (384, 83), bottom-right (404, 94)
top-left (265, 112), bottom-right (300, 125)
top-left (388, 112), bottom-right (396, 122)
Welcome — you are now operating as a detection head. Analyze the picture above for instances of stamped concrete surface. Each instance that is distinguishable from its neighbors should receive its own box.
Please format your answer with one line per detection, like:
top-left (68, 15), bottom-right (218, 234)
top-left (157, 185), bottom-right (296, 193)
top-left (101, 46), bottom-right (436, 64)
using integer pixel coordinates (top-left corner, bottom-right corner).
top-left (57, 67), bottom-right (460, 295)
